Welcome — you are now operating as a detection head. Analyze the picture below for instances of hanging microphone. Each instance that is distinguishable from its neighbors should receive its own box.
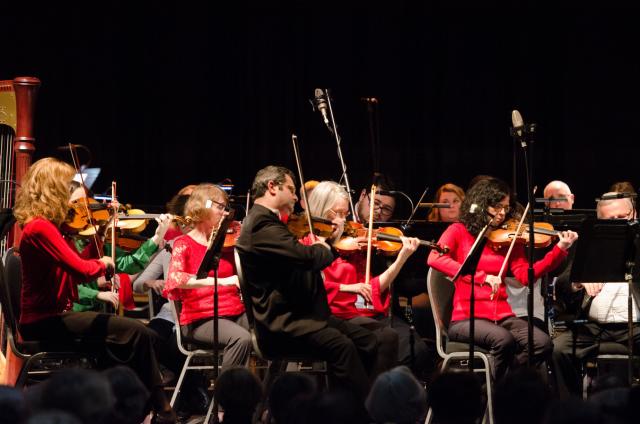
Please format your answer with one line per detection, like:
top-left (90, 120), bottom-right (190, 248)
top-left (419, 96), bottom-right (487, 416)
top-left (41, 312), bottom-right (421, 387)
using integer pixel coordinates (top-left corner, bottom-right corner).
top-left (313, 88), bottom-right (330, 127)
top-left (57, 143), bottom-right (83, 150)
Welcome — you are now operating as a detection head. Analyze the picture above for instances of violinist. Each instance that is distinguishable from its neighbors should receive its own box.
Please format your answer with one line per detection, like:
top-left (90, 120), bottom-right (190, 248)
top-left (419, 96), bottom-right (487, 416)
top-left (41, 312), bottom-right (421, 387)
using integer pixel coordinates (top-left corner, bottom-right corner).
top-left (66, 180), bottom-right (172, 312)
top-left (163, 183), bottom-right (251, 370)
top-left (428, 183), bottom-right (465, 223)
top-left (427, 178), bottom-right (578, 380)
top-left (354, 173), bottom-right (396, 224)
top-left (307, 181), bottom-right (427, 374)
top-left (14, 158), bottom-right (176, 423)
top-left (236, 165), bottom-right (377, 399)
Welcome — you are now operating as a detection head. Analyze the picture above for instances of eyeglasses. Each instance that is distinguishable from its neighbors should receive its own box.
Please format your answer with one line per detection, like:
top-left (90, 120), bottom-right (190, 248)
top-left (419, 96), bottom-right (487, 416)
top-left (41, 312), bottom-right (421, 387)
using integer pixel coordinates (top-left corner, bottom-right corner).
top-left (207, 199), bottom-right (228, 212)
top-left (491, 204), bottom-right (511, 214)
top-left (366, 193), bottom-right (394, 215)
top-left (327, 208), bottom-right (351, 219)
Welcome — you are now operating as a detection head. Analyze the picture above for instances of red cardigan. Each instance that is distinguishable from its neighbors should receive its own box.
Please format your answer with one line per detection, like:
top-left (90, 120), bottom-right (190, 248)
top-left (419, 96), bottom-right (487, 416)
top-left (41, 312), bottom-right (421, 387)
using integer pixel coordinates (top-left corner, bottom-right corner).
top-left (298, 235), bottom-right (389, 319)
top-left (427, 222), bottom-right (567, 322)
top-left (19, 218), bottom-right (106, 324)
top-left (322, 254), bottom-right (389, 319)
top-left (164, 234), bottom-right (244, 325)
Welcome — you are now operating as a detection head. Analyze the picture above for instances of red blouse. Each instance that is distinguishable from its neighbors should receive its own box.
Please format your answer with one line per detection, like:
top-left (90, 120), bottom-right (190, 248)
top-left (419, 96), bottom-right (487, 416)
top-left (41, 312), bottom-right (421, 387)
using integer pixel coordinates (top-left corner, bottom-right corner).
top-left (19, 218), bottom-right (106, 324)
top-left (427, 222), bottom-right (567, 322)
top-left (164, 234), bottom-right (244, 325)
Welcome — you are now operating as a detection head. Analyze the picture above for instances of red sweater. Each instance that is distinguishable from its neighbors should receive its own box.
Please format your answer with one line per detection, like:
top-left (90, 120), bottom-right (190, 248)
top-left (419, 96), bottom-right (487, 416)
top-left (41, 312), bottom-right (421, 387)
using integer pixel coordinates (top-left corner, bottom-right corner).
top-left (427, 222), bottom-right (567, 322)
top-left (19, 218), bottom-right (106, 324)
top-left (322, 254), bottom-right (389, 319)
top-left (164, 234), bottom-right (244, 325)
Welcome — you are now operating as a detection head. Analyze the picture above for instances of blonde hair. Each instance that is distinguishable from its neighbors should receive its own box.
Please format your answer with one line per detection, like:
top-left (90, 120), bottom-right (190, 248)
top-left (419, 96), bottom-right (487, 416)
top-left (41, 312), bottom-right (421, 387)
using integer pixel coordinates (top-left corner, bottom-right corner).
top-left (14, 157), bottom-right (76, 227)
top-left (306, 181), bottom-right (349, 219)
top-left (184, 183), bottom-right (228, 224)
top-left (428, 183), bottom-right (465, 222)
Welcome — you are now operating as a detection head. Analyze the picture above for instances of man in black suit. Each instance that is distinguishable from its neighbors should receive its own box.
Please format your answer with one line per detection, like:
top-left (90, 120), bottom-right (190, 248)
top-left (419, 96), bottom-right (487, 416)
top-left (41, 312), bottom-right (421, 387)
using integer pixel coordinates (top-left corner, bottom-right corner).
top-left (236, 166), bottom-right (377, 398)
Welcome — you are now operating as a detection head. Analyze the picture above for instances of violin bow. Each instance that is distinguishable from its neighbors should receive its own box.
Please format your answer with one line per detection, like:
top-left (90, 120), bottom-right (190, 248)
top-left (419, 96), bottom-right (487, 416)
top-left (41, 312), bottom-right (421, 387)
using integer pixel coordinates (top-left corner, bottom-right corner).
top-left (494, 187), bottom-right (537, 300)
top-left (291, 134), bottom-right (316, 242)
top-left (364, 184), bottom-right (377, 289)
top-left (68, 143), bottom-right (104, 258)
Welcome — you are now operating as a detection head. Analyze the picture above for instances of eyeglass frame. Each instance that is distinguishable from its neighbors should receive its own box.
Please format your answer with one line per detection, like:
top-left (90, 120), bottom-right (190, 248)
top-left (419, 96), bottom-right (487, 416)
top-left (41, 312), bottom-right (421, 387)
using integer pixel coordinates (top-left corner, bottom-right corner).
top-left (365, 193), bottom-right (395, 215)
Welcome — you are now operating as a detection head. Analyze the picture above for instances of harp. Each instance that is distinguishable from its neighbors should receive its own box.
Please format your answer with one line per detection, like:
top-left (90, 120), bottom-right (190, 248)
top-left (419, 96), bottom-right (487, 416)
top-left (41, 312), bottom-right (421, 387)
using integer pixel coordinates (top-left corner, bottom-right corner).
top-left (0, 77), bottom-right (41, 255)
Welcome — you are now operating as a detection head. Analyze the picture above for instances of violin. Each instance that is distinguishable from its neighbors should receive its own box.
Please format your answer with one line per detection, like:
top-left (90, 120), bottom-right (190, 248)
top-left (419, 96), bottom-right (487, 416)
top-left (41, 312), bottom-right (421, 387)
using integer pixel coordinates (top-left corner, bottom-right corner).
top-left (334, 225), bottom-right (449, 255)
top-left (64, 197), bottom-right (112, 234)
top-left (224, 220), bottom-right (242, 249)
top-left (487, 219), bottom-right (560, 249)
top-left (287, 212), bottom-right (334, 238)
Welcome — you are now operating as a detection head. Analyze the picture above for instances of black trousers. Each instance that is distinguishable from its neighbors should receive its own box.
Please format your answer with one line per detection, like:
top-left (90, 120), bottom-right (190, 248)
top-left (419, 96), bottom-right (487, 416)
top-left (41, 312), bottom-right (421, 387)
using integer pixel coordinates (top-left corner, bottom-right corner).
top-left (552, 322), bottom-right (640, 398)
top-left (347, 316), bottom-right (399, 377)
top-left (448, 316), bottom-right (553, 380)
top-left (261, 315), bottom-right (378, 399)
top-left (20, 312), bottom-right (163, 393)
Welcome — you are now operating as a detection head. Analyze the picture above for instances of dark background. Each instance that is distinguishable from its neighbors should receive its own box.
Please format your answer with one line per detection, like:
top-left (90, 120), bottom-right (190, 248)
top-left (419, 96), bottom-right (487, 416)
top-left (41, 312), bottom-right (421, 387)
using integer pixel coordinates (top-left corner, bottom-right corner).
top-left (3, 3), bottom-right (639, 217)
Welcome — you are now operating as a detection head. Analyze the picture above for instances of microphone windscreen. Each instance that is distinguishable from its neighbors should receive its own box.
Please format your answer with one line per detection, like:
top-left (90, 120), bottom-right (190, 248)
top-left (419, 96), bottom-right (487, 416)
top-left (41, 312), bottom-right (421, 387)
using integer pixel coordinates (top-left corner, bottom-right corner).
top-left (511, 110), bottom-right (524, 128)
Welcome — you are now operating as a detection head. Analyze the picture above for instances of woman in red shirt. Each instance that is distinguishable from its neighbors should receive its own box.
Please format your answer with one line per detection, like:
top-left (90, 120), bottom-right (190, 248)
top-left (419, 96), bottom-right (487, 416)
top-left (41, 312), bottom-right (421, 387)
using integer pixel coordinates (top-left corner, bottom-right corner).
top-left (427, 178), bottom-right (578, 379)
top-left (305, 181), bottom-right (421, 374)
top-left (14, 157), bottom-right (175, 423)
top-left (163, 183), bottom-right (251, 370)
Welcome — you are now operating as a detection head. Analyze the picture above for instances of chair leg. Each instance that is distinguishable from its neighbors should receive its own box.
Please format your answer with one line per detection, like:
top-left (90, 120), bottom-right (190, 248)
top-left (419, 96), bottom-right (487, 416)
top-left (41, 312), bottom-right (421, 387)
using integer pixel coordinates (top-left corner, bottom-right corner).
top-left (479, 355), bottom-right (494, 424)
top-left (170, 353), bottom-right (192, 407)
top-left (203, 392), bottom-right (216, 424)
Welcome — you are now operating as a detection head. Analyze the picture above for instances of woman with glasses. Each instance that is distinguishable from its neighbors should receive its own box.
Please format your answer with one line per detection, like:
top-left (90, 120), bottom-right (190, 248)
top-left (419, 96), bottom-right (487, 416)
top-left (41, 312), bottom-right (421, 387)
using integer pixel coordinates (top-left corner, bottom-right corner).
top-left (427, 178), bottom-right (578, 380)
top-left (305, 181), bottom-right (423, 375)
top-left (164, 183), bottom-right (251, 370)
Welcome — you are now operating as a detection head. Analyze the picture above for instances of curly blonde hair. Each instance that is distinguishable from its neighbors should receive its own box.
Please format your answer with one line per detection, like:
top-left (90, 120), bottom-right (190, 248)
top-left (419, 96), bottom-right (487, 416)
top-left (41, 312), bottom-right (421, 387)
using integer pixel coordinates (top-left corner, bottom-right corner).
top-left (14, 157), bottom-right (76, 227)
top-left (184, 183), bottom-right (228, 224)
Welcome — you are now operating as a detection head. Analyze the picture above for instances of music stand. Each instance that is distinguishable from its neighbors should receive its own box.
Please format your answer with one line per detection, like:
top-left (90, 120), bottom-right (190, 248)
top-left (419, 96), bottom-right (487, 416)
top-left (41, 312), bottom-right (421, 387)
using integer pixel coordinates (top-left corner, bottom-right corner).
top-left (196, 208), bottom-right (236, 423)
top-left (570, 217), bottom-right (639, 386)
top-left (452, 220), bottom-right (494, 370)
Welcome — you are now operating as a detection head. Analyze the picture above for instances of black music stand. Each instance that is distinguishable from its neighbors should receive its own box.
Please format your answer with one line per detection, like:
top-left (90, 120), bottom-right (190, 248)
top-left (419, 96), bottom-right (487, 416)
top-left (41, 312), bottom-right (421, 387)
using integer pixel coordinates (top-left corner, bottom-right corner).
top-left (196, 208), bottom-right (236, 423)
top-left (570, 218), bottom-right (639, 386)
top-left (452, 220), bottom-right (494, 370)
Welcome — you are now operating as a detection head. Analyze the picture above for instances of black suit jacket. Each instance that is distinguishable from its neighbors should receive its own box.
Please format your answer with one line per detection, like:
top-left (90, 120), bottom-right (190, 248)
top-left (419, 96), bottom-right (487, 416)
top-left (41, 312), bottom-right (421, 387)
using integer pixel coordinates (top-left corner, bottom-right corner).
top-left (236, 204), bottom-right (337, 337)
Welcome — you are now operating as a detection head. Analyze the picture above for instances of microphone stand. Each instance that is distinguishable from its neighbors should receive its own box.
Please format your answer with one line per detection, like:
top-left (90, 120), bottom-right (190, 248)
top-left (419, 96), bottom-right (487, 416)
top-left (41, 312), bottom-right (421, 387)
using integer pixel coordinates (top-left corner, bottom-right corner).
top-left (321, 89), bottom-right (357, 218)
top-left (452, 214), bottom-right (496, 370)
top-left (511, 119), bottom-right (537, 367)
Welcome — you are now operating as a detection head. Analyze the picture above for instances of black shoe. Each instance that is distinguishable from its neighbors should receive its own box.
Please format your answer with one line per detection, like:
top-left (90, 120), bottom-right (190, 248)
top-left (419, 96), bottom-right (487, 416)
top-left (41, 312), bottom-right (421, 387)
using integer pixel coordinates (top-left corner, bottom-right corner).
top-left (183, 386), bottom-right (210, 416)
top-left (159, 365), bottom-right (176, 387)
top-left (151, 408), bottom-right (177, 424)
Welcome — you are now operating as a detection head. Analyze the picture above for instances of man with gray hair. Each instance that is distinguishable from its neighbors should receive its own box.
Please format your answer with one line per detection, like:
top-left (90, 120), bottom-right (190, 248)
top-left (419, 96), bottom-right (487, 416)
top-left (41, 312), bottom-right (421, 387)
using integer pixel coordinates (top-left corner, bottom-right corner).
top-left (552, 193), bottom-right (640, 397)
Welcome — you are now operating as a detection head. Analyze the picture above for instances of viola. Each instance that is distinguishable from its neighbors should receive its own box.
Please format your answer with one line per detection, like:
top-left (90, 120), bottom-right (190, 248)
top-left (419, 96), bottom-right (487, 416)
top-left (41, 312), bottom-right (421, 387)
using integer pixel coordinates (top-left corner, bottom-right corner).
top-left (487, 219), bottom-right (560, 249)
top-left (287, 212), bottom-right (334, 238)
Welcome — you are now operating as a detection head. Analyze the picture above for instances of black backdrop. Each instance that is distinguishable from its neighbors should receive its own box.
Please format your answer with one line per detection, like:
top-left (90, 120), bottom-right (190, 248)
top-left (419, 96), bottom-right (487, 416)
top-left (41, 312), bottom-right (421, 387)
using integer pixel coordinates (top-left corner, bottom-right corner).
top-left (4, 3), bottom-right (640, 216)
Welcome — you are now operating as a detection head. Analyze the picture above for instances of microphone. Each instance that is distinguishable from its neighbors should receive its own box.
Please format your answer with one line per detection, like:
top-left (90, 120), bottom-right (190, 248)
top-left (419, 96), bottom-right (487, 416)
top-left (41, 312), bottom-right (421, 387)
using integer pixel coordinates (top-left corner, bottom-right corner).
top-left (596, 192), bottom-right (638, 201)
top-left (57, 143), bottom-right (83, 150)
top-left (469, 203), bottom-right (479, 214)
top-left (511, 110), bottom-right (524, 138)
top-left (417, 203), bottom-right (451, 209)
top-left (314, 88), bottom-right (330, 127)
